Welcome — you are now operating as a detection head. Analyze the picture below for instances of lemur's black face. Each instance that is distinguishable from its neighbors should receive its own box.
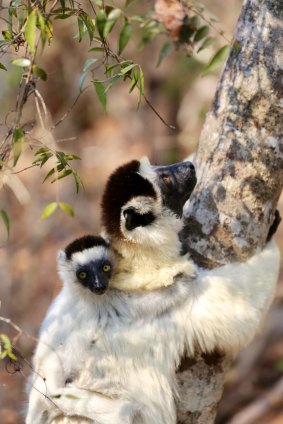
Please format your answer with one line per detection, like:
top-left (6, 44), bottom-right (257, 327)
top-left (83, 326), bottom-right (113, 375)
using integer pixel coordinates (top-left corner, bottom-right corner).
top-left (153, 161), bottom-right (196, 217)
top-left (63, 235), bottom-right (113, 295)
top-left (76, 259), bottom-right (112, 295)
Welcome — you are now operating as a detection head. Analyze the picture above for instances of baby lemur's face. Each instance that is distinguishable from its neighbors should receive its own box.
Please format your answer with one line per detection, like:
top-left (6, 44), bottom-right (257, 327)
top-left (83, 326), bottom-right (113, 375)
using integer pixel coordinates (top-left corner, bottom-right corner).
top-left (74, 252), bottom-right (113, 295)
top-left (57, 235), bottom-right (114, 295)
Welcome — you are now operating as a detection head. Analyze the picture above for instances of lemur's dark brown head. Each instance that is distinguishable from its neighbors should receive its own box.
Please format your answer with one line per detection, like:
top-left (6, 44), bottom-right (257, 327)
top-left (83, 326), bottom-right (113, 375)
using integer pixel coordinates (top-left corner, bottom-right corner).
top-left (101, 157), bottom-right (196, 242)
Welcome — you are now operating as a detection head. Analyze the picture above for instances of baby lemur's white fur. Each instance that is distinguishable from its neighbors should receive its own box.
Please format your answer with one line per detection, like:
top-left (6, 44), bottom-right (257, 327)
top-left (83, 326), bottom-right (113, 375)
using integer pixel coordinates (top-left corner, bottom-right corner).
top-left (26, 158), bottom-right (280, 424)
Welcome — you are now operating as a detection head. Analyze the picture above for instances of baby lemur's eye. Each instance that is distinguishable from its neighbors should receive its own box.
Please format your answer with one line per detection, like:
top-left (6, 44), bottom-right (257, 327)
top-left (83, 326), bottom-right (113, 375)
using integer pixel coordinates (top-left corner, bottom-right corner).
top-left (103, 264), bottom-right (111, 272)
top-left (78, 271), bottom-right (87, 279)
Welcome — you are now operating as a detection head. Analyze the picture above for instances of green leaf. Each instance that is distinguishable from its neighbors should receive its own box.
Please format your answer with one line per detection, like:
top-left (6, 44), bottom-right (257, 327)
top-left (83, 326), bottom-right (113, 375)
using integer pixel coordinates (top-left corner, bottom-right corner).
top-left (37, 153), bottom-right (52, 167)
top-left (129, 68), bottom-right (139, 93)
top-left (106, 61), bottom-right (127, 75)
top-left (45, 21), bottom-right (53, 45)
top-left (63, 394), bottom-right (80, 399)
top-left (43, 167), bottom-right (55, 183)
top-left (96, 10), bottom-right (107, 38)
top-left (32, 64), bottom-right (47, 81)
top-left (11, 58), bottom-right (31, 67)
top-left (131, 15), bottom-right (144, 22)
top-left (94, 81), bottom-right (107, 112)
top-left (194, 25), bottom-right (209, 42)
top-left (77, 16), bottom-right (85, 42)
top-left (201, 44), bottom-right (230, 76)
top-left (18, 11), bottom-right (25, 31)
top-left (0, 210), bottom-right (10, 237)
top-left (197, 37), bottom-right (215, 53)
top-left (2, 31), bottom-right (13, 42)
top-left (11, 0), bottom-right (23, 8)
top-left (118, 20), bottom-right (132, 54)
top-left (103, 9), bottom-right (121, 37)
top-left (72, 170), bottom-right (83, 193)
top-left (120, 63), bottom-right (136, 75)
top-left (139, 67), bottom-right (144, 95)
top-left (37, 11), bottom-right (46, 48)
top-left (8, 351), bottom-right (17, 361)
top-left (0, 334), bottom-right (12, 351)
top-left (51, 169), bottom-right (72, 182)
top-left (88, 47), bottom-right (104, 52)
top-left (156, 42), bottom-right (173, 67)
top-left (137, 67), bottom-right (144, 108)
top-left (25, 9), bottom-right (37, 54)
top-left (79, 72), bottom-right (87, 92)
top-left (65, 154), bottom-right (81, 160)
top-left (56, 151), bottom-right (68, 166)
top-left (12, 128), bottom-right (25, 165)
top-left (41, 202), bottom-right (58, 219)
top-left (59, 202), bottom-right (74, 217)
top-left (34, 147), bottom-right (50, 155)
top-left (83, 58), bottom-right (97, 72)
top-left (141, 20), bottom-right (164, 44)
top-left (0, 63), bottom-right (7, 71)
top-left (92, 0), bottom-right (103, 6)
top-left (81, 13), bottom-right (95, 43)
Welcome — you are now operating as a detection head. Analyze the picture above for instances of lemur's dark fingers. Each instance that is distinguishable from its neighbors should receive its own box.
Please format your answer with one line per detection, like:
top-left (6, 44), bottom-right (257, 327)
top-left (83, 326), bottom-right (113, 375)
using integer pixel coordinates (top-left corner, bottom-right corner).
top-left (266, 209), bottom-right (281, 242)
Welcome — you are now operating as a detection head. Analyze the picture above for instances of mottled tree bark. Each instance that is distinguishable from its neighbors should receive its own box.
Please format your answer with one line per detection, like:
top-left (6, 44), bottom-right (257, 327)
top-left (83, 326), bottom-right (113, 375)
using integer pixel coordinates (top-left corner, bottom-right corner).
top-left (176, 0), bottom-right (283, 422)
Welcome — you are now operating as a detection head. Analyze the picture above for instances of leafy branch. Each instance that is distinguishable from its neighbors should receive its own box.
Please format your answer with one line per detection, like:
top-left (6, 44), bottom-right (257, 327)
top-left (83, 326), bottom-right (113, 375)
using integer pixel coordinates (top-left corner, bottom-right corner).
top-left (0, 0), bottom-right (229, 228)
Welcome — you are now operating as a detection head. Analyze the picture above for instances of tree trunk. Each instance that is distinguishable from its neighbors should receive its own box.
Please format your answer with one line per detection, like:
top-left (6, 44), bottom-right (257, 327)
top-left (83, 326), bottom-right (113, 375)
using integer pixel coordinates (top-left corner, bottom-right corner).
top-left (177, 0), bottom-right (283, 422)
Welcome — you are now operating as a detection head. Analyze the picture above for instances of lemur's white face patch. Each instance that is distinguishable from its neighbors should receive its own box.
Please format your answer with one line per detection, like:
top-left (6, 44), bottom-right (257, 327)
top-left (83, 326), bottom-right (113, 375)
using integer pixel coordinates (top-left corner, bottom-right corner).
top-left (121, 196), bottom-right (161, 219)
top-left (120, 195), bottom-right (169, 246)
top-left (71, 246), bottom-right (111, 266)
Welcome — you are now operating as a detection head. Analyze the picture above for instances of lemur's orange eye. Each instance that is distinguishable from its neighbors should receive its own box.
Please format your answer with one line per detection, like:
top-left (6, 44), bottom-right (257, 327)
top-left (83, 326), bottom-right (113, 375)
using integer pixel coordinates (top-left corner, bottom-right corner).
top-left (162, 176), bottom-right (171, 185)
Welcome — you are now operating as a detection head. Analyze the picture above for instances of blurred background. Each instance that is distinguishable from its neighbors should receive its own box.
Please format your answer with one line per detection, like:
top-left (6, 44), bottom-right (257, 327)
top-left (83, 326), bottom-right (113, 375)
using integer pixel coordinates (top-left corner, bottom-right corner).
top-left (0, 0), bottom-right (282, 423)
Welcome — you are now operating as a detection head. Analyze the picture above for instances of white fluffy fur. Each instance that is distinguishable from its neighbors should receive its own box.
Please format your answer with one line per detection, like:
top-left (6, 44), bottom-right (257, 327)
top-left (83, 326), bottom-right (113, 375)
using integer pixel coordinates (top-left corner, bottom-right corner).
top-left (109, 159), bottom-right (193, 291)
top-left (26, 241), bottom-right (280, 424)
top-left (26, 158), bottom-right (281, 423)
top-left (113, 196), bottom-right (194, 290)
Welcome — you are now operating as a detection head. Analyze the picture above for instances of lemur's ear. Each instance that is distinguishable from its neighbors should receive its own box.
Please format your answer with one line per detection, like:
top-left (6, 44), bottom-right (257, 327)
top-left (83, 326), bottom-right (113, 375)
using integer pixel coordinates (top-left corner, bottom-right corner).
top-left (123, 207), bottom-right (155, 231)
top-left (57, 250), bottom-right (66, 264)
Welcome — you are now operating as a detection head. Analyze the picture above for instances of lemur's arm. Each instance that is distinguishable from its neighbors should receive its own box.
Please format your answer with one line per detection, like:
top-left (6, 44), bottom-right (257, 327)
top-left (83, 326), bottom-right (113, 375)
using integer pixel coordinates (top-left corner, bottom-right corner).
top-left (181, 241), bottom-right (280, 356)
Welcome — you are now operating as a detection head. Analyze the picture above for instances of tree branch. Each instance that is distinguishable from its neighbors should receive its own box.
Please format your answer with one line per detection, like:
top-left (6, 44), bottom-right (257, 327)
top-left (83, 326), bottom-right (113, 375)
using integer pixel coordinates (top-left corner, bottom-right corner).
top-left (176, 0), bottom-right (283, 422)
top-left (182, 0), bottom-right (283, 268)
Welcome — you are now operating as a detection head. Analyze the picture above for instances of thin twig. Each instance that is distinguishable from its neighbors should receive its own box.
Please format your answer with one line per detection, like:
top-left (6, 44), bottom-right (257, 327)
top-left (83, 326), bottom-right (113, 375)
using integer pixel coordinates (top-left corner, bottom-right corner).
top-left (0, 316), bottom-right (38, 345)
top-left (35, 95), bottom-right (45, 129)
top-left (12, 164), bottom-right (38, 174)
top-left (189, 5), bottom-right (231, 44)
top-left (52, 85), bottom-right (92, 129)
top-left (143, 94), bottom-right (176, 130)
